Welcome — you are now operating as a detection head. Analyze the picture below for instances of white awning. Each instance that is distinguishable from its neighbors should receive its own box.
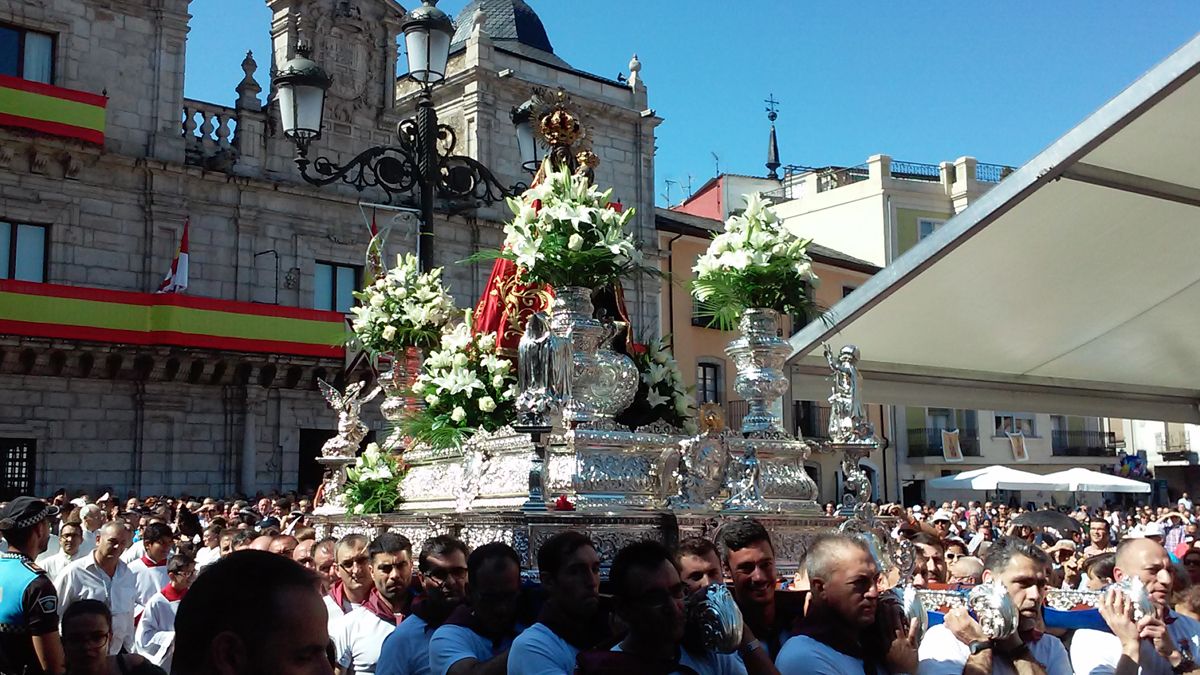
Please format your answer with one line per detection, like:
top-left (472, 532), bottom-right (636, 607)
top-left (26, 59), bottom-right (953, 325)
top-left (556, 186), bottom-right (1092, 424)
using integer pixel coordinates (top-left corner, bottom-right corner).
top-left (1042, 468), bottom-right (1152, 494)
top-left (788, 33), bottom-right (1200, 424)
top-left (927, 466), bottom-right (1048, 491)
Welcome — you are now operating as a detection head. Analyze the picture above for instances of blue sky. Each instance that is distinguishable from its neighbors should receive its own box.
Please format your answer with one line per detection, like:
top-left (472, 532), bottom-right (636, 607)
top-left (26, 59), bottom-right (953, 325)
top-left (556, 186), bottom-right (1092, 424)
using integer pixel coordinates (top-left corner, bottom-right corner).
top-left (187, 2), bottom-right (1200, 206)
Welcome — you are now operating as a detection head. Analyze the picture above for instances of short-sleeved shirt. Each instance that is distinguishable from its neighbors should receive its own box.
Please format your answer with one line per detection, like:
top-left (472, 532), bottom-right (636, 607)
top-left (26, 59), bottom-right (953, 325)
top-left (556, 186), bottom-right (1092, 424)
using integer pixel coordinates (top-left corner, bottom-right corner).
top-left (0, 552), bottom-right (60, 675)
top-left (332, 606), bottom-right (396, 674)
top-left (916, 623), bottom-right (1071, 675)
top-left (1070, 612), bottom-right (1200, 675)
top-left (508, 622), bottom-right (579, 675)
top-left (428, 623), bottom-right (515, 675)
top-left (611, 643), bottom-right (748, 675)
top-left (377, 613), bottom-right (434, 675)
top-left (775, 635), bottom-right (885, 675)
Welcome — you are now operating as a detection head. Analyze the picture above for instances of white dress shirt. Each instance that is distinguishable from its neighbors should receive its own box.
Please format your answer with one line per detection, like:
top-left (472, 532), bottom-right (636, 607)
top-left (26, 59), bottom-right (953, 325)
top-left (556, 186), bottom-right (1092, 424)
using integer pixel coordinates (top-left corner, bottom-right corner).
top-left (1070, 612), bottom-right (1200, 675)
top-left (55, 554), bottom-right (138, 654)
top-left (917, 623), bottom-right (1071, 675)
top-left (120, 540), bottom-right (145, 564)
top-left (194, 545), bottom-right (221, 569)
top-left (37, 549), bottom-right (85, 581)
top-left (133, 589), bottom-right (182, 672)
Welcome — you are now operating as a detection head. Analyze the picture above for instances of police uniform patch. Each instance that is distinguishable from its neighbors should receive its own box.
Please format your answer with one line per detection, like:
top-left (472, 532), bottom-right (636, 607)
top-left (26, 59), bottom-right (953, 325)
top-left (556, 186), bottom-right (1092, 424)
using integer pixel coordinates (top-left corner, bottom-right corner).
top-left (36, 596), bottom-right (56, 614)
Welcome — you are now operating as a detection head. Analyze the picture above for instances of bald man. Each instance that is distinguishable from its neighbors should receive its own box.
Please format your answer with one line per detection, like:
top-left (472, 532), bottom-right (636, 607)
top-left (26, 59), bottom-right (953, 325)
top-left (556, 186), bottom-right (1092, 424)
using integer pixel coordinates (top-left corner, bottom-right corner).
top-left (249, 535), bottom-right (275, 552)
top-left (269, 535), bottom-right (299, 558)
top-left (1070, 538), bottom-right (1200, 675)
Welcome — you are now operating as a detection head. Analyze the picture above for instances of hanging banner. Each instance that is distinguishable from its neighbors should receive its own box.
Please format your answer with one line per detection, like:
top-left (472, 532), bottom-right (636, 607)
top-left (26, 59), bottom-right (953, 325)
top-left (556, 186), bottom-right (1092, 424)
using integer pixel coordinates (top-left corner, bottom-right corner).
top-left (941, 429), bottom-right (964, 462)
top-left (0, 74), bottom-right (106, 145)
top-left (1007, 431), bottom-right (1030, 462)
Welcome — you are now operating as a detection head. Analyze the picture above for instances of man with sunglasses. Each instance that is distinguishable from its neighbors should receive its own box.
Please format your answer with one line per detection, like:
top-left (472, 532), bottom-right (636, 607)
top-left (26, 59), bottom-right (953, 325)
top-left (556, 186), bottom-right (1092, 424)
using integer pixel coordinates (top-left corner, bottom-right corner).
top-left (324, 534), bottom-right (372, 636)
top-left (377, 535), bottom-right (469, 675)
top-left (428, 542), bottom-right (524, 675)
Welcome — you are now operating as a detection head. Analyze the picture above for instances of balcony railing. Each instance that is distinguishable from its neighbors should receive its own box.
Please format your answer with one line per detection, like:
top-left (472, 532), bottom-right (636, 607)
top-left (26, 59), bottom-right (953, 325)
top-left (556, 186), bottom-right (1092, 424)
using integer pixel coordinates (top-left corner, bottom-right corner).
top-left (889, 161), bottom-right (942, 182)
top-left (976, 162), bottom-right (1015, 183)
top-left (1051, 430), bottom-right (1118, 457)
top-left (817, 164), bottom-right (869, 193)
top-left (793, 401), bottom-right (832, 440)
top-left (726, 400), bottom-right (748, 431)
top-left (908, 427), bottom-right (981, 458)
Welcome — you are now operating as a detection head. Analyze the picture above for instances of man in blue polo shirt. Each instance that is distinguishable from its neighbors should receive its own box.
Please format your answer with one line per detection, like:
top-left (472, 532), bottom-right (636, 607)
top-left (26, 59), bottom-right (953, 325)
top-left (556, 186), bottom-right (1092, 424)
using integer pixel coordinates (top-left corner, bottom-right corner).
top-left (0, 496), bottom-right (65, 675)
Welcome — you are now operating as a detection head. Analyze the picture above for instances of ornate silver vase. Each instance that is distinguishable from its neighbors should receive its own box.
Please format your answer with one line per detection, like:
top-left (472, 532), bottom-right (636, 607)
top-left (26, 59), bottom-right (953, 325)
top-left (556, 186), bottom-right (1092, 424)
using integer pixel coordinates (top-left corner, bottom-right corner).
top-left (549, 286), bottom-right (638, 426)
top-left (726, 309), bottom-right (791, 435)
top-left (378, 347), bottom-right (421, 451)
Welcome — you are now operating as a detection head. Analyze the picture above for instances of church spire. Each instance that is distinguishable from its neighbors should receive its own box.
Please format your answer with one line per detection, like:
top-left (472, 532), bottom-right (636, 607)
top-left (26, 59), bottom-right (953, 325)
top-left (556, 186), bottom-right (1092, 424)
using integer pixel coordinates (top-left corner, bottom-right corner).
top-left (765, 93), bottom-right (781, 180)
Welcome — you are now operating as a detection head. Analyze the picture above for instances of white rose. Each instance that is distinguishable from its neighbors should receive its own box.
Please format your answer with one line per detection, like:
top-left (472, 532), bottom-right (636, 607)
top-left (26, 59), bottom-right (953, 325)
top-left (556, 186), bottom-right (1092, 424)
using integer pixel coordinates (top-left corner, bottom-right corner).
top-left (567, 233), bottom-right (584, 251)
top-left (425, 394), bottom-right (440, 406)
top-left (478, 396), bottom-right (496, 413)
top-left (451, 406), bottom-right (467, 422)
top-left (492, 374), bottom-right (505, 389)
top-left (382, 325), bottom-right (397, 341)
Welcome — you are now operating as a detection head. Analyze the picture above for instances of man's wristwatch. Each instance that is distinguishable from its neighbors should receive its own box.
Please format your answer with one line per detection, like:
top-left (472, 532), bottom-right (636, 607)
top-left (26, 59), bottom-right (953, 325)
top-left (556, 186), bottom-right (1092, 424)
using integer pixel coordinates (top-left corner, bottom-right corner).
top-left (968, 640), bottom-right (991, 656)
top-left (739, 639), bottom-right (763, 658)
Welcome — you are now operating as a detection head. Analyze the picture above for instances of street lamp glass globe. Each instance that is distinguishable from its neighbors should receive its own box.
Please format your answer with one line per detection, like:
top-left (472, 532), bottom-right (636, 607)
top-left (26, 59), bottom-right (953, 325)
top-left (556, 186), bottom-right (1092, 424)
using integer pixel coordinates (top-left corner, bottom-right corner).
top-left (402, 0), bottom-right (454, 84)
top-left (511, 97), bottom-right (540, 172)
top-left (274, 45), bottom-right (331, 142)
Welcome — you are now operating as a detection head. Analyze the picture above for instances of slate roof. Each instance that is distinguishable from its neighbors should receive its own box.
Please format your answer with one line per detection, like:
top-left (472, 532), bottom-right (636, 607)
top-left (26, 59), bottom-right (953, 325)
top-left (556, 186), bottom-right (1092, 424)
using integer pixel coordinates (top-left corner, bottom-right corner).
top-left (450, 0), bottom-right (570, 68)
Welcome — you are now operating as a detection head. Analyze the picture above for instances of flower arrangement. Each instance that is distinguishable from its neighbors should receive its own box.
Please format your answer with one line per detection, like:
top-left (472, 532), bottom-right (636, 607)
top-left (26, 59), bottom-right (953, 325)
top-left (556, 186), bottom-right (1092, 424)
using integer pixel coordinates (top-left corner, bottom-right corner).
top-left (616, 337), bottom-right (697, 433)
top-left (691, 193), bottom-right (820, 330)
top-left (487, 168), bottom-right (642, 288)
top-left (349, 253), bottom-right (458, 354)
top-left (402, 316), bottom-right (518, 448)
top-left (344, 442), bottom-right (405, 514)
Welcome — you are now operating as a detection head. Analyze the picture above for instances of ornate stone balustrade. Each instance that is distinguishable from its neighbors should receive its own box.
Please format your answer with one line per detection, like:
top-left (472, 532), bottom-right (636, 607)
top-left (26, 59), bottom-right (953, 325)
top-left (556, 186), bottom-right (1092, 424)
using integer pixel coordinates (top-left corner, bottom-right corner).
top-left (182, 100), bottom-right (239, 170)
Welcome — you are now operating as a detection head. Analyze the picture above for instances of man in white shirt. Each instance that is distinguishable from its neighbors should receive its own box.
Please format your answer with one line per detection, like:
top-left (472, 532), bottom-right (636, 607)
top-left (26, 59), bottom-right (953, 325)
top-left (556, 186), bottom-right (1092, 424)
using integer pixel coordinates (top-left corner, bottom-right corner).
top-left (56, 521), bottom-right (138, 654)
top-left (126, 521), bottom-right (172, 615)
top-left (509, 531), bottom-right (606, 674)
top-left (324, 533), bottom-right (372, 635)
top-left (776, 534), bottom-right (918, 675)
top-left (428, 542), bottom-right (524, 675)
top-left (77, 504), bottom-right (104, 557)
top-left (1178, 493), bottom-right (1193, 513)
top-left (578, 540), bottom-right (755, 675)
top-left (194, 524), bottom-right (222, 569)
top-left (39, 520), bottom-right (85, 580)
top-left (133, 551), bottom-right (194, 672)
top-left (917, 538), bottom-right (1071, 675)
top-left (1070, 538), bottom-right (1200, 675)
top-left (332, 533), bottom-right (414, 674)
top-left (377, 535), bottom-right (470, 675)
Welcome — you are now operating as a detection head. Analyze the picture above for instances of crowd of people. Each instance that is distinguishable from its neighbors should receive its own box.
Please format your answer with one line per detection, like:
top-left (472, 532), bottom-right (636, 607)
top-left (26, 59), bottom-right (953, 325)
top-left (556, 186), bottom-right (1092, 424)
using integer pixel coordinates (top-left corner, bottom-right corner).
top-left (2, 488), bottom-right (1200, 674)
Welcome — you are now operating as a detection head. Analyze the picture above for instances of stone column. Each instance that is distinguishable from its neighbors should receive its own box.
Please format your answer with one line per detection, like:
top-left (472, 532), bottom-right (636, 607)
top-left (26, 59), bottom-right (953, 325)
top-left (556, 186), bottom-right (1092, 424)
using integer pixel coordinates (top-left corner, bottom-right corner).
top-left (240, 388), bottom-right (265, 495)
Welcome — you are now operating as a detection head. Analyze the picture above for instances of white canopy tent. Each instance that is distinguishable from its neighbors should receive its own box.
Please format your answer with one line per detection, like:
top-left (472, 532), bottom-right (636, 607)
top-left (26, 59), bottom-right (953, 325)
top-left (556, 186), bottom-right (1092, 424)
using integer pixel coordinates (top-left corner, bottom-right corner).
top-left (1044, 467), bottom-right (1152, 494)
top-left (787, 33), bottom-right (1200, 423)
top-left (927, 466), bottom-right (1049, 491)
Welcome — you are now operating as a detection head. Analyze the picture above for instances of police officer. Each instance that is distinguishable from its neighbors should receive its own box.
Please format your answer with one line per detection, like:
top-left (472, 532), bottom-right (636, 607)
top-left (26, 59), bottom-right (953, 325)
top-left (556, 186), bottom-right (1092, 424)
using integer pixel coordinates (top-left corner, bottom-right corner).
top-left (0, 497), bottom-right (65, 674)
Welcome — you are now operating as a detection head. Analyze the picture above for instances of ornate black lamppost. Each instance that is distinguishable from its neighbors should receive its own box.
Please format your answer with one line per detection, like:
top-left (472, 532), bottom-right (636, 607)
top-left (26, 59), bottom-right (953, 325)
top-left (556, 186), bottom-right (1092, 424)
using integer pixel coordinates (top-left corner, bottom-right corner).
top-left (274, 0), bottom-right (525, 272)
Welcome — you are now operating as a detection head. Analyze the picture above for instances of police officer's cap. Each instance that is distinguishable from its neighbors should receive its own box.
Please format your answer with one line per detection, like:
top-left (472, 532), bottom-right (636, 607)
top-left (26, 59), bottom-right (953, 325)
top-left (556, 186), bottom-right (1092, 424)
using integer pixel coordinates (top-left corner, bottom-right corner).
top-left (0, 497), bottom-right (60, 531)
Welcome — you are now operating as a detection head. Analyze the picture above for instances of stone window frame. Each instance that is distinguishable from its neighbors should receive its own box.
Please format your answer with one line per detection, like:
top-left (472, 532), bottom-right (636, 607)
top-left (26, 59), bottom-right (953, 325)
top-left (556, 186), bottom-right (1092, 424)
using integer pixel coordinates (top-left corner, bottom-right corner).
top-left (312, 260), bottom-right (361, 313)
top-left (0, 219), bottom-right (49, 282)
top-left (0, 20), bottom-right (57, 84)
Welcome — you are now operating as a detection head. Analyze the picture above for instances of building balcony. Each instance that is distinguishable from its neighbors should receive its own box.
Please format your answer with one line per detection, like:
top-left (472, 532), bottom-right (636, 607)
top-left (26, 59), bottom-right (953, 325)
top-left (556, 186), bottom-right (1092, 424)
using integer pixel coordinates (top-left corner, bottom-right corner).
top-left (908, 427), bottom-right (981, 458)
top-left (0, 279), bottom-right (346, 359)
top-left (1050, 430), bottom-right (1118, 457)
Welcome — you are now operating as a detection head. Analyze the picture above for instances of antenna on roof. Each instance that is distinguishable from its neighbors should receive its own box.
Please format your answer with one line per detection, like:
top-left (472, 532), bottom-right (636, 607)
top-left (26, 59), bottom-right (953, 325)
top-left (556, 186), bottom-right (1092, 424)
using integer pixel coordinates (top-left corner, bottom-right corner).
top-left (711, 152), bottom-right (720, 176)
top-left (685, 174), bottom-right (694, 199)
top-left (662, 179), bottom-right (677, 205)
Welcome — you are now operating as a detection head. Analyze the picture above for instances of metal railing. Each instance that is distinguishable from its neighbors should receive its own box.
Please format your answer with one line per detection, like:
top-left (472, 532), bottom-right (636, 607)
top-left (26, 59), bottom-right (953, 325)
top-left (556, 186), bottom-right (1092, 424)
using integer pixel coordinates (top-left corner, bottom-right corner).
top-left (793, 401), bottom-right (832, 440)
top-left (726, 400), bottom-right (749, 431)
top-left (975, 162), bottom-right (1015, 183)
top-left (908, 427), bottom-right (981, 458)
top-left (817, 164), bottom-right (869, 193)
top-left (1050, 430), bottom-right (1118, 456)
top-left (889, 161), bottom-right (941, 182)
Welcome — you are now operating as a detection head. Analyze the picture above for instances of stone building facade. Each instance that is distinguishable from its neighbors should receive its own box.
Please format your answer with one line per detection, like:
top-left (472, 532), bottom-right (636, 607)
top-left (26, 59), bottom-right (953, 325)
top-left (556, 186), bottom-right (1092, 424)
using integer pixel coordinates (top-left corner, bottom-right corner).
top-left (0, 0), bottom-right (658, 498)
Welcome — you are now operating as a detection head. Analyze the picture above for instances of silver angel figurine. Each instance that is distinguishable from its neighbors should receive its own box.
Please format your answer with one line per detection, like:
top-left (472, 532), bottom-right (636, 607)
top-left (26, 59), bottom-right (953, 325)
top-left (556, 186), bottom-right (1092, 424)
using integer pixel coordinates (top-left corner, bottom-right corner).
top-left (824, 343), bottom-right (874, 443)
top-left (723, 445), bottom-right (767, 511)
top-left (318, 379), bottom-right (381, 458)
top-left (665, 427), bottom-right (729, 510)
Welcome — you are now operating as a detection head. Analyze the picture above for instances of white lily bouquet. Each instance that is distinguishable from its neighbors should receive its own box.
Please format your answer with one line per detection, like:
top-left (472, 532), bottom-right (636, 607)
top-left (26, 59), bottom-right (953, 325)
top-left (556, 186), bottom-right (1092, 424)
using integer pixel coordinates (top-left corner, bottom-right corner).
top-left (344, 442), bottom-right (404, 514)
top-left (692, 193), bottom-right (820, 329)
top-left (471, 168), bottom-right (643, 288)
top-left (402, 317), bottom-right (518, 448)
top-left (616, 338), bottom-right (697, 433)
top-left (349, 253), bottom-right (457, 354)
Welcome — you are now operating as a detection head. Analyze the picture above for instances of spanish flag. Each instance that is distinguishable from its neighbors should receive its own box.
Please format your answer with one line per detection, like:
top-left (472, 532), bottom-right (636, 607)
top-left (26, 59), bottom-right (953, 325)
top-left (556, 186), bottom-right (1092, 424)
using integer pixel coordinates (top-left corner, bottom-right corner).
top-left (0, 74), bottom-right (106, 145)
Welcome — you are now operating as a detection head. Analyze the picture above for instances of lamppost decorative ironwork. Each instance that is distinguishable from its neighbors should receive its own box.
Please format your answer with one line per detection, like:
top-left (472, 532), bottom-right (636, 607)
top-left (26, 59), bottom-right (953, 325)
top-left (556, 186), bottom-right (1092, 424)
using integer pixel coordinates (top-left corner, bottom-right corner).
top-left (274, 0), bottom-right (527, 272)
